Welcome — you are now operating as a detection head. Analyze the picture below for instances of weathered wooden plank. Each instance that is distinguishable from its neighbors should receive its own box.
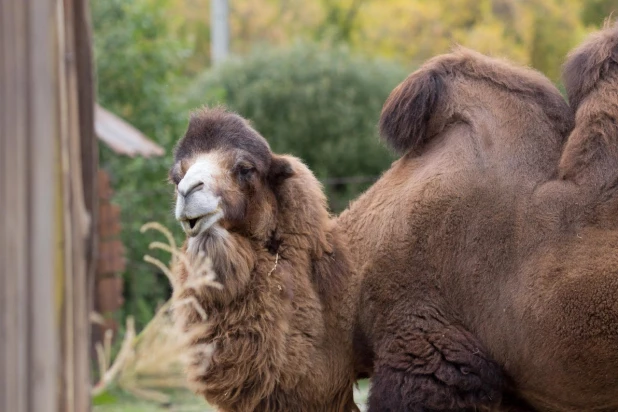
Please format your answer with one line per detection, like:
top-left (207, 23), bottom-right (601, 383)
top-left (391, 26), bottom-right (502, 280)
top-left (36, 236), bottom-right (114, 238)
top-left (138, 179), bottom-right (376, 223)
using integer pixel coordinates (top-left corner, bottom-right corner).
top-left (57, 1), bottom-right (77, 408)
top-left (0, 23), bottom-right (5, 409)
top-left (1, 1), bottom-right (8, 409)
top-left (1, 1), bottom-right (31, 411)
top-left (0, 2), bottom-right (8, 409)
top-left (28, 0), bottom-right (61, 410)
top-left (1, 0), bottom-right (96, 410)
top-left (58, 0), bottom-right (96, 410)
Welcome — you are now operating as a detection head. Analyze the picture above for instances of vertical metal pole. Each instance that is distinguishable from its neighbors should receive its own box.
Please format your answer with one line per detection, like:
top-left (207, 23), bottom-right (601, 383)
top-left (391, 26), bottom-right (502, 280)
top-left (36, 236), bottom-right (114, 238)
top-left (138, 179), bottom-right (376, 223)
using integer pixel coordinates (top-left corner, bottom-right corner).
top-left (210, 0), bottom-right (229, 65)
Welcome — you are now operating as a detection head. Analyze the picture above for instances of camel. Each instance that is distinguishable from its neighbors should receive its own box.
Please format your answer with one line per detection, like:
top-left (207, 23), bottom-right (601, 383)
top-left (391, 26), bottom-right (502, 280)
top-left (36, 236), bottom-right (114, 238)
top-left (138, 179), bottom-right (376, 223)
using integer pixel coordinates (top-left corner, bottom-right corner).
top-left (167, 22), bottom-right (618, 412)
top-left (169, 108), bottom-right (361, 411)
top-left (339, 21), bottom-right (618, 411)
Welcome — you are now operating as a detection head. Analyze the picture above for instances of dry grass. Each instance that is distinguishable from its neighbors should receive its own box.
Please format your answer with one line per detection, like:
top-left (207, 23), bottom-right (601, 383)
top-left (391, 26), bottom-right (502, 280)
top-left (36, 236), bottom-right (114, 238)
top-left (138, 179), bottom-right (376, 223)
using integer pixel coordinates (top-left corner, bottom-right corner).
top-left (91, 221), bottom-right (221, 405)
top-left (92, 316), bottom-right (136, 397)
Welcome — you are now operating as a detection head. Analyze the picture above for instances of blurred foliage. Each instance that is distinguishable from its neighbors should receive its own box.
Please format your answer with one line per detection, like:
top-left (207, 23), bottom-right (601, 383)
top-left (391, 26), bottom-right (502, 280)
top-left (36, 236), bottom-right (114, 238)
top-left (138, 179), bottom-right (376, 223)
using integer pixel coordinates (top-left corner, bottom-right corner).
top-left (349, 0), bottom-right (588, 82)
top-left (93, 0), bottom-right (191, 127)
top-left (91, 0), bottom-right (615, 329)
top-left (170, 0), bottom-right (598, 81)
top-left (581, 0), bottom-right (618, 26)
top-left (92, 0), bottom-right (191, 328)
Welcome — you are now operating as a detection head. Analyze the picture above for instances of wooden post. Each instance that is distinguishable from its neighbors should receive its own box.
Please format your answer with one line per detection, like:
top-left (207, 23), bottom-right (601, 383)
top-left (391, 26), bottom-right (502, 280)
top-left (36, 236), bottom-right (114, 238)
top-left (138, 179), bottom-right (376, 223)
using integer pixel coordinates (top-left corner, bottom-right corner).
top-left (0, 1), bottom-right (60, 411)
top-left (0, 0), bottom-right (96, 411)
top-left (57, 0), bottom-right (97, 410)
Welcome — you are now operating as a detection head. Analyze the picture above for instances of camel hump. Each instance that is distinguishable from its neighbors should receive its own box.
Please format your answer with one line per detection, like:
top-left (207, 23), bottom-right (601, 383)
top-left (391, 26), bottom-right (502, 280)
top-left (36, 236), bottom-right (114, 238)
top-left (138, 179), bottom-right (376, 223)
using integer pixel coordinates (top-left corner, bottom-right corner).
top-left (559, 21), bottom-right (618, 186)
top-left (378, 66), bottom-right (445, 155)
top-left (562, 20), bottom-right (618, 110)
top-left (379, 47), bottom-right (571, 156)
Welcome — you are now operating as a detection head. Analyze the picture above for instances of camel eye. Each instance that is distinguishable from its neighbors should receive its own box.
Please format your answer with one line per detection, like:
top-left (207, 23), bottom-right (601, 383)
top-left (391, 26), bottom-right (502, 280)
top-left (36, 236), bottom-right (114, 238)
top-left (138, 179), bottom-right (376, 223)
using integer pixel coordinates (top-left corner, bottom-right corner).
top-left (237, 164), bottom-right (255, 179)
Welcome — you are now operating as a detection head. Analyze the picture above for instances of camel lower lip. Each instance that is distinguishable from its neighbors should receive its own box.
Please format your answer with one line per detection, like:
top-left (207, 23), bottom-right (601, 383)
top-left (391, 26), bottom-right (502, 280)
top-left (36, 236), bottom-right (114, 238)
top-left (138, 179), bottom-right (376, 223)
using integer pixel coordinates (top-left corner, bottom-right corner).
top-left (181, 209), bottom-right (221, 236)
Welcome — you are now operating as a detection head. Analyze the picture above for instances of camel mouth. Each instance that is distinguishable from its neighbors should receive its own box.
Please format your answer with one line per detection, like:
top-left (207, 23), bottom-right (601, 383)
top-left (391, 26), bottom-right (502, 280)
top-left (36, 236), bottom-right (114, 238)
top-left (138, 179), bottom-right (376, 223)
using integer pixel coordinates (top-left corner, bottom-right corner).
top-left (180, 209), bottom-right (223, 237)
top-left (188, 218), bottom-right (199, 229)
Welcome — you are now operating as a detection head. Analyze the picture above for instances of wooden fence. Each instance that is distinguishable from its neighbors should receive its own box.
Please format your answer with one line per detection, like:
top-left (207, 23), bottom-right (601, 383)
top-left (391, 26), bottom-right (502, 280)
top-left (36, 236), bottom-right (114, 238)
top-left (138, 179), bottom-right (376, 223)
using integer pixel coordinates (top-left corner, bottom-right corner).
top-left (0, 0), bottom-right (97, 411)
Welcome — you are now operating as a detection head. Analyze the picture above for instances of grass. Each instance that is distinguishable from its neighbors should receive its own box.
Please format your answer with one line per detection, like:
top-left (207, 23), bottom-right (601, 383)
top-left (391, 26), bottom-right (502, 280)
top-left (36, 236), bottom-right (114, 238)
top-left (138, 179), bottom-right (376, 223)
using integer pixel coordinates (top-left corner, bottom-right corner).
top-left (93, 380), bottom-right (370, 411)
top-left (93, 389), bottom-right (213, 412)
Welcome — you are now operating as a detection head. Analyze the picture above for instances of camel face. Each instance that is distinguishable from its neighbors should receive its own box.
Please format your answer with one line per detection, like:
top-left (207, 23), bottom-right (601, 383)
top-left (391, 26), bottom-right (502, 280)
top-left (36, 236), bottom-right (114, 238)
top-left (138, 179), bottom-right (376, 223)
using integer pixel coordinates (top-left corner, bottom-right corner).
top-left (174, 152), bottom-right (225, 237)
top-left (170, 108), bottom-right (293, 242)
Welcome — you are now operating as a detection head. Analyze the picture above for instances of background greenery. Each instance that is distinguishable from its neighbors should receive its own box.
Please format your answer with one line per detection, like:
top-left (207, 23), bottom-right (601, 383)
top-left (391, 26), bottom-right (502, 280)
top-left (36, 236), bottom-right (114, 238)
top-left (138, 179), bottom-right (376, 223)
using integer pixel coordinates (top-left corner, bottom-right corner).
top-left (92, 0), bottom-right (617, 396)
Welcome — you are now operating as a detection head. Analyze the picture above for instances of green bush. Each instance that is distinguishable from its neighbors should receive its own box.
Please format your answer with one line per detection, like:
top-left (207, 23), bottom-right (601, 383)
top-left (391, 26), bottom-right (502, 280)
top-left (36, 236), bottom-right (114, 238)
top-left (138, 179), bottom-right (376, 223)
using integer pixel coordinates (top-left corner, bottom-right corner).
top-left (93, 0), bottom-right (191, 329)
top-left (189, 42), bottom-right (407, 186)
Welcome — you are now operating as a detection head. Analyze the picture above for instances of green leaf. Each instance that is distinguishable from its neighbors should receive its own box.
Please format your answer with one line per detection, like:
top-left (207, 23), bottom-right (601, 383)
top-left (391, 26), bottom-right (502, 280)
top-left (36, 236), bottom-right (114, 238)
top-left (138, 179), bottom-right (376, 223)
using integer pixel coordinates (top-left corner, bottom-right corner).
top-left (92, 391), bottom-right (118, 406)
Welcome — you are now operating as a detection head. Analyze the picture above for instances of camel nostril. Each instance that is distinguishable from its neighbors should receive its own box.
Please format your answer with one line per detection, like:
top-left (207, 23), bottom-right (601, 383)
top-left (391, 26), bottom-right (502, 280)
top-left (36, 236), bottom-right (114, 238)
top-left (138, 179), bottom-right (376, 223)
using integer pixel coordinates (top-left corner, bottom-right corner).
top-left (188, 218), bottom-right (199, 229)
top-left (182, 182), bottom-right (204, 198)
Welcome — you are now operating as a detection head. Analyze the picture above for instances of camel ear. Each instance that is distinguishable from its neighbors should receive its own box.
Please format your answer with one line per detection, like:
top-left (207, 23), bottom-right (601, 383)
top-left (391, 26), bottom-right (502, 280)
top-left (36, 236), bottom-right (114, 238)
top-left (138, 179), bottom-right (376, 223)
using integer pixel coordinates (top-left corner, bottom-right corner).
top-left (268, 155), bottom-right (294, 186)
top-left (379, 69), bottom-right (445, 155)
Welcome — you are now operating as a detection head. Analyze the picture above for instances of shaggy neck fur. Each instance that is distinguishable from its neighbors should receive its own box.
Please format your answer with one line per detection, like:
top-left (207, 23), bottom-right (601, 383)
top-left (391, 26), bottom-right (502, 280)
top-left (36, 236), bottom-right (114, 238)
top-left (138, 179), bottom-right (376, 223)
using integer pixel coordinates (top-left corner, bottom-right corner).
top-left (173, 156), bottom-right (360, 412)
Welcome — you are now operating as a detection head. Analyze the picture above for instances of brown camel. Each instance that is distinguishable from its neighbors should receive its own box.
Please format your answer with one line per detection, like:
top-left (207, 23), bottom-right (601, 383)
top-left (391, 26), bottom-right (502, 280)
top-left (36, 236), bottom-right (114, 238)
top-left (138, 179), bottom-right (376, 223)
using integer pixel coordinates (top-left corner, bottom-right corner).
top-left (168, 21), bottom-right (618, 412)
top-left (169, 108), bottom-right (360, 411)
top-left (341, 21), bottom-right (618, 411)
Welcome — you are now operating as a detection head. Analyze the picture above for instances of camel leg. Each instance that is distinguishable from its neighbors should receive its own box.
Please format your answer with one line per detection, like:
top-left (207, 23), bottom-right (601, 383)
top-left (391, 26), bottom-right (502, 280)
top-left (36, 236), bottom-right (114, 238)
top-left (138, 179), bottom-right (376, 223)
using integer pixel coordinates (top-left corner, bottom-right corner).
top-left (367, 313), bottom-right (504, 412)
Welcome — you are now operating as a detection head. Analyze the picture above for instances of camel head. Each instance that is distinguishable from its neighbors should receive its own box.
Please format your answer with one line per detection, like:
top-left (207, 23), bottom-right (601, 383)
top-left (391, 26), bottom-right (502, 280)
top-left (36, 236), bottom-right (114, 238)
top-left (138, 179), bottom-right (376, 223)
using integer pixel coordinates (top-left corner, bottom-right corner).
top-left (170, 108), bottom-right (293, 242)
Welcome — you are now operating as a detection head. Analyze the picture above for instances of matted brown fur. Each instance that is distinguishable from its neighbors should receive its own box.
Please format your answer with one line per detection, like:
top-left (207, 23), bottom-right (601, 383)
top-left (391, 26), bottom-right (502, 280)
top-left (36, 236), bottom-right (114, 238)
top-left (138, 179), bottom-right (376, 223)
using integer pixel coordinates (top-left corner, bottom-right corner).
top-left (170, 108), bottom-right (360, 411)
top-left (338, 23), bottom-right (618, 411)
